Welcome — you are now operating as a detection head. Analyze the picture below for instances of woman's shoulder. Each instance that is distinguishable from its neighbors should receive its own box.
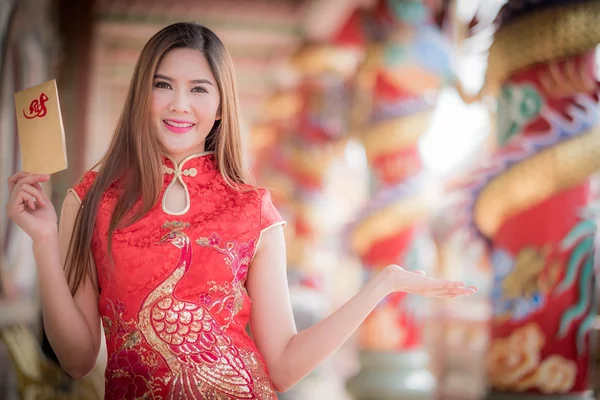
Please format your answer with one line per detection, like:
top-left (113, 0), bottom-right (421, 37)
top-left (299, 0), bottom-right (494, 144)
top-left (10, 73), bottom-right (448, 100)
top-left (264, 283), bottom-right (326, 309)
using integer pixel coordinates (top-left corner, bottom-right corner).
top-left (229, 182), bottom-right (271, 203)
top-left (219, 181), bottom-right (278, 210)
top-left (68, 170), bottom-right (99, 204)
top-left (233, 184), bottom-right (285, 231)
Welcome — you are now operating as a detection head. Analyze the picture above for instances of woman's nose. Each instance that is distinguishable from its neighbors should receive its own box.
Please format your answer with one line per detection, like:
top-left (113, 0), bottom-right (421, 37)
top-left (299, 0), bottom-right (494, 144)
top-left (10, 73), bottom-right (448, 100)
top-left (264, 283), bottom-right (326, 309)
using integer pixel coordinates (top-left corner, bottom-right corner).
top-left (169, 90), bottom-right (191, 113)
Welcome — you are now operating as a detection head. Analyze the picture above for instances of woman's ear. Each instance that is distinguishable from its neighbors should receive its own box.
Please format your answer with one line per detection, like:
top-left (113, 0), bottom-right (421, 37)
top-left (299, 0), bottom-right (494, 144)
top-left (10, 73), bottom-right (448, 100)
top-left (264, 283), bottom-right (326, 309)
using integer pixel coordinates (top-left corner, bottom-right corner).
top-left (216, 106), bottom-right (222, 121)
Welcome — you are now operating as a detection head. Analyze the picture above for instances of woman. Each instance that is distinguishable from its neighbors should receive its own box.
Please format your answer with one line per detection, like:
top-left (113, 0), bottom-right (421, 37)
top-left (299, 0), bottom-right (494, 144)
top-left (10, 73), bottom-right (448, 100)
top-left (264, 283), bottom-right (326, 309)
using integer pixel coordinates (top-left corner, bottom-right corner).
top-left (6, 22), bottom-right (476, 399)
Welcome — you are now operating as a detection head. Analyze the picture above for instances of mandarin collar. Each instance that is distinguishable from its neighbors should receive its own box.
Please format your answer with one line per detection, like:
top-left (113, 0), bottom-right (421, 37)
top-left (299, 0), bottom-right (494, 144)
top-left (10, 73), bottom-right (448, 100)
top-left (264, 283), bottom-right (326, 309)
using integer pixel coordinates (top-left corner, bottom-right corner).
top-left (161, 151), bottom-right (217, 180)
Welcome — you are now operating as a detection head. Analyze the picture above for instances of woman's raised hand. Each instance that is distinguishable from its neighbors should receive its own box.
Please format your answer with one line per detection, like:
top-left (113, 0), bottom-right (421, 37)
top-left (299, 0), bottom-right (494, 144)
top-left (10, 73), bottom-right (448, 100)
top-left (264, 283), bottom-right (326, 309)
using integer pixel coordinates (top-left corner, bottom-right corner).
top-left (6, 172), bottom-right (58, 242)
top-left (382, 264), bottom-right (478, 298)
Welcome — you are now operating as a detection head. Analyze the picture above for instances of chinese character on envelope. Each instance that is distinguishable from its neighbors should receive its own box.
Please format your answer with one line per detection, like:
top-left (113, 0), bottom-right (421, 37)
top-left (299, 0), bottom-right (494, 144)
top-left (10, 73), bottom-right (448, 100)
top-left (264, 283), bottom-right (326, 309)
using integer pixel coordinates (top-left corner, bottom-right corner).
top-left (14, 79), bottom-right (68, 174)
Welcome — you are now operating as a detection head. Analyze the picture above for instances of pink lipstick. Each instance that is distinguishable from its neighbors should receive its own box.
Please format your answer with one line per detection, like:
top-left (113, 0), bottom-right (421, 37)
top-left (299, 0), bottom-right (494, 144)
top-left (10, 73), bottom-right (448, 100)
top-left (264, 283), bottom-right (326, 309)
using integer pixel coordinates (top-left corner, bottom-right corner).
top-left (163, 119), bottom-right (195, 134)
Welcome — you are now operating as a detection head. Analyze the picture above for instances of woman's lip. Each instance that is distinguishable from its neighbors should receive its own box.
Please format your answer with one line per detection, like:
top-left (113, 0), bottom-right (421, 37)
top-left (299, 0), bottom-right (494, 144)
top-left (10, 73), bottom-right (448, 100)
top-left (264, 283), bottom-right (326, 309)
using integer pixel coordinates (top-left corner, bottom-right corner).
top-left (163, 120), bottom-right (195, 134)
top-left (165, 119), bottom-right (194, 124)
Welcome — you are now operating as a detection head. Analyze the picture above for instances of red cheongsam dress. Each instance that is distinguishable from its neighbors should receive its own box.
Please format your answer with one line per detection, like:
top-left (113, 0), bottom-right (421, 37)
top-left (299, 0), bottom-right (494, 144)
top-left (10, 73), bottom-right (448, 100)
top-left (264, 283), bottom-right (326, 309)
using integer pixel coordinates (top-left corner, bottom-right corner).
top-left (69, 152), bottom-right (285, 400)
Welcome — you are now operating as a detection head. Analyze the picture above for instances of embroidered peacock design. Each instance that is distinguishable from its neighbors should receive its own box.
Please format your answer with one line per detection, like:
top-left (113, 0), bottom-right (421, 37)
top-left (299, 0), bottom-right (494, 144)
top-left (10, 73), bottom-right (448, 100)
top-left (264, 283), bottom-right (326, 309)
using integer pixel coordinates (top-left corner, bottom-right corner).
top-left (195, 232), bottom-right (256, 329)
top-left (137, 221), bottom-right (255, 399)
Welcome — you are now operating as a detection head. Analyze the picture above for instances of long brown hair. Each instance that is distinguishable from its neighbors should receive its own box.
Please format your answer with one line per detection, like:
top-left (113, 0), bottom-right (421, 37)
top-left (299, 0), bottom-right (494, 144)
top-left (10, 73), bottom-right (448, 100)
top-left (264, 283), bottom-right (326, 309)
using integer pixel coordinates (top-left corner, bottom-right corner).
top-left (66, 22), bottom-right (251, 294)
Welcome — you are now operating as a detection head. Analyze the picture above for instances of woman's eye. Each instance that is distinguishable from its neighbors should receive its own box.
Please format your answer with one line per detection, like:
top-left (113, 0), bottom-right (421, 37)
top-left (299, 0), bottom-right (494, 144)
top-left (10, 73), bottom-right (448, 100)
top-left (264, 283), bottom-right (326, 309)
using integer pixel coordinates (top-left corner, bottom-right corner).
top-left (154, 81), bottom-right (171, 89)
top-left (192, 86), bottom-right (208, 93)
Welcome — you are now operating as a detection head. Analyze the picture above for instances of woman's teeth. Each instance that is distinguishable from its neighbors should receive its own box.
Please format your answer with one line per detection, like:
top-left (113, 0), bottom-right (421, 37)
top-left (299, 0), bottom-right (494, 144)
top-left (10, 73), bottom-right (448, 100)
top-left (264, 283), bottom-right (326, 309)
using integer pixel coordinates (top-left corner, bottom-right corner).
top-left (164, 120), bottom-right (194, 128)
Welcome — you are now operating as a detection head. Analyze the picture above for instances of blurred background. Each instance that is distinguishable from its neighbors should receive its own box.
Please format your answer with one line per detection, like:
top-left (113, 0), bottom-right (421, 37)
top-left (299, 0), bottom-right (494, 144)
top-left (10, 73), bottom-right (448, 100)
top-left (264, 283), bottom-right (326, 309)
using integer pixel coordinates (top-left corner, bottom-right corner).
top-left (1, 0), bottom-right (600, 399)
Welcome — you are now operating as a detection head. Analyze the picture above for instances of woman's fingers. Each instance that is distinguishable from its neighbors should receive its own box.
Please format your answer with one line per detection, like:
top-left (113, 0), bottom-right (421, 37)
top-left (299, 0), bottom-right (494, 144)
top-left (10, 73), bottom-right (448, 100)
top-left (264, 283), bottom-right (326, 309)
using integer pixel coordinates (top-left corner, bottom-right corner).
top-left (14, 176), bottom-right (49, 199)
top-left (18, 183), bottom-right (47, 207)
top-left (8, 171), bottom-right (31, 191)
top-left (394, 265), bottom-right (479, 297)
top-left (13, 174), bottom-right (49, 191)
top-left (8, 173), bottom-right (49, 192)
top-left (17, 190), bottom-right (37, 210)
top-left (419, 277), bottom-right (466, 290)
top-left (428, 287), bottom-right (477, 298)
top-left (413, 281), bottom-right (477, 297)
top-left (445, 280), bottom-right (467, 289)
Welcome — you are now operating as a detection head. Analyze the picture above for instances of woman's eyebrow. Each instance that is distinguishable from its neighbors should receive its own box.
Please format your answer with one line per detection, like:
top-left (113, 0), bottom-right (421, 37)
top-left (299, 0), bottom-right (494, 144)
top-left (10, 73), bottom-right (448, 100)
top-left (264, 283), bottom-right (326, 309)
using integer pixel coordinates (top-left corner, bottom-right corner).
top-left (154, 74), bottom-right (213, 86)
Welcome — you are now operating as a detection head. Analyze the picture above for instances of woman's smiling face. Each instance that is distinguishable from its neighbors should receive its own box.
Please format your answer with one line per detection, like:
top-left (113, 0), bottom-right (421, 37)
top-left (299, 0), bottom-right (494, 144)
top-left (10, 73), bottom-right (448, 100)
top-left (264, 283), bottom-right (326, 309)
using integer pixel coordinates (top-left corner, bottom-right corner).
top-left (150, 48), bottom-right (221, 162)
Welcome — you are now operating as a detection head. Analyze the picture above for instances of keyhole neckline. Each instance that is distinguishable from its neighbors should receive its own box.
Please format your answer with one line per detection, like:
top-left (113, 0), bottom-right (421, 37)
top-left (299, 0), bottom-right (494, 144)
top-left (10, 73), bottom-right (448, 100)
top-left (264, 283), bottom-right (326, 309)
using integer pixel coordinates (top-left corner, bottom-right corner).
top-left (161, 151), bottom-right (215, 216)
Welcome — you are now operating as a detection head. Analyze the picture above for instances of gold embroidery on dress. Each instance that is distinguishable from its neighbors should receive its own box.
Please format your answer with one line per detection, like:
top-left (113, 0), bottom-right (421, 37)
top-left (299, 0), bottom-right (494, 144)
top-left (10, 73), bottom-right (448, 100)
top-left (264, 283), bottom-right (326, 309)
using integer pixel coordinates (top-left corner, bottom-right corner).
top-left (103, 299), bottom-right (161, 398)
top-left (137, 221), bottom-right (256, 399)
top-left (195, 233), bottom-right (256, 329)
top-left (240, 348), bottom-right (277, 399)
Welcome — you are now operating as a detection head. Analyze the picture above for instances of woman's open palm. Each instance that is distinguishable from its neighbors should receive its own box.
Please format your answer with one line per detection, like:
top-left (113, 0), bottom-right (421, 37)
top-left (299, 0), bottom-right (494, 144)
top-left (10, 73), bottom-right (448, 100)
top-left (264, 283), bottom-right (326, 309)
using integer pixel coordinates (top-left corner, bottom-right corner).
top-left (385, 265), bottom-right (478, 298)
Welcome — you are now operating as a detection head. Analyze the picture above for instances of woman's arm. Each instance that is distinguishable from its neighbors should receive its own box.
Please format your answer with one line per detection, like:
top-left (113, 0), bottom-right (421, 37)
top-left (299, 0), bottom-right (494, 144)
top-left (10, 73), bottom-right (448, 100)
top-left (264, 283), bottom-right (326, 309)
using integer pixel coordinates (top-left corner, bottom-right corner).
top-left (39, 191), bottom-right (102, 379)
top-left (6, 172), bottom-right (101, 379)
top-left (246, 226), bottom-right (475, 392)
